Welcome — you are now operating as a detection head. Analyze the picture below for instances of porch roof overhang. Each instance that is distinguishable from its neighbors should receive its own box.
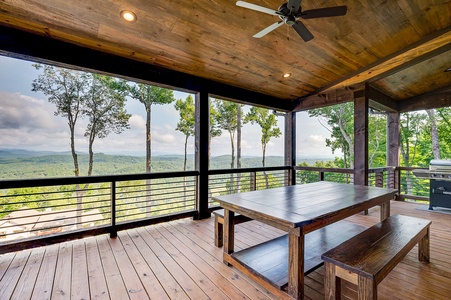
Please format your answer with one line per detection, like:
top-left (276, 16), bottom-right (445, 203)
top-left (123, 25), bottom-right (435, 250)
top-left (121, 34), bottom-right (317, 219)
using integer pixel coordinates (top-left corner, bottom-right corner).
top-left (0, 0), bottom-right (450, 112)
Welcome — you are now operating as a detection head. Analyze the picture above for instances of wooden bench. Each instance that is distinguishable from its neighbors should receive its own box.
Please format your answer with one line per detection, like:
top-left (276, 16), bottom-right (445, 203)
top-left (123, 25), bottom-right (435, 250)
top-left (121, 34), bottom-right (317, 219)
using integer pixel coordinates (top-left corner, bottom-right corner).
top-left (213, 209), bottom-right (252, 247)
top-left (321, 214), bottom-right (431, 300)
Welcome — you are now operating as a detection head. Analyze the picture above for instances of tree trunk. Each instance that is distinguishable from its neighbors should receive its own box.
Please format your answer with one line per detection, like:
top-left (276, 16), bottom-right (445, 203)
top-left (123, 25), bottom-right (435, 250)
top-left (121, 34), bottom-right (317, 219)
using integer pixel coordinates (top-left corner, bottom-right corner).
top-left (426, 109), bottom-right (441, 159)
top-left (183, 134), bottom-right (188, 208)
top-left (236, 105), bottom-right (242, 193)
top-left (262, 143), bottom-right (268, 189)
top-left (145, 103), bottom-right (152, 217)
top-left (229, 130), bottom-right (235, 193)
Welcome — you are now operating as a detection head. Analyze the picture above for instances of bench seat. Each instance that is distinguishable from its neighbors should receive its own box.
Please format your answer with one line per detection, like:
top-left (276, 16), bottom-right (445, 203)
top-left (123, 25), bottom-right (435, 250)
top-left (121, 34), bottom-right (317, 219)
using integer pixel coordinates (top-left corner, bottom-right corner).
top-left (213, 209), bottom-right (252, 247)
top-left (321, 214), bottom-right (431, 300)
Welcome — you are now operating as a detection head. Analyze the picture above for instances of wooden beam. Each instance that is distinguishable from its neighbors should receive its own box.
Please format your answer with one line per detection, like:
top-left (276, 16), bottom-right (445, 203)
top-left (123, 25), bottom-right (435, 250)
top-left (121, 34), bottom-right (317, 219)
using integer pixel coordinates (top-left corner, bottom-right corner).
top-left (367, 86), bottom-right (398, 112)
top-left (354, 86), bottom-right (369, 186)
top-left (387, 112), bottom-right (400, 190)
top-left (0, 25), bottom-right (293, 111)
top-left (195, 91), bottom-right (210, 220)
top-left (398, 86), bottom-right (451, 112)
top-left (317, 26), bottom-right (451, 93)
top-left (292, 83), bottom-right (364, 112)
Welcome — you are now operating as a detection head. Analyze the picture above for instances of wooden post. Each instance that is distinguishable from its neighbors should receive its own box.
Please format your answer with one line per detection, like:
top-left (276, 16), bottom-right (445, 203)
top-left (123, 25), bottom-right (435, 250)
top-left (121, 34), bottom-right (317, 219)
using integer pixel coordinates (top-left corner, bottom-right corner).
top-left (110, 180), bottom-right (117, 238)
top-left (387, 112), bottom-right (400, 193)
top-left (195, 91), bottom-right (210, 219)
top-left (285, 112), bottom-right (296, 186)
top-left (354, 87), bottom-right (369, 186)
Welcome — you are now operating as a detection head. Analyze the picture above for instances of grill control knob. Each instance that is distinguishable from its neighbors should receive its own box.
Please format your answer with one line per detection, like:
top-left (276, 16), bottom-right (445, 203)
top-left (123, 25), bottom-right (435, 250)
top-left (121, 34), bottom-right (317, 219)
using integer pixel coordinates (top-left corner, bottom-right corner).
top-left (440, 174), bottom-right (445, 178)
top-left (431, 173), bottom-right (436, 177)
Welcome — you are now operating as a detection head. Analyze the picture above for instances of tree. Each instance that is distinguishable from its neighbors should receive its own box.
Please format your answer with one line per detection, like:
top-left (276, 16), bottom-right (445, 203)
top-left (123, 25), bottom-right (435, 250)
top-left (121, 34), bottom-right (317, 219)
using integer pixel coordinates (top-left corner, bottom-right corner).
top-left (32, 64), bottom-right (89, 176)
top-left (426, 109), bottom-right (440, 159)
top-left (126, 84), bottom-right (175, 172)
top-left (32, 65), bottom-right (130, 227)
top-left (245, 107), bottom-right (281, 188)
top-left (84, 75), bottom-right (130, 176)
top-left (308, 102), bottom-right (354, 169)
top-left (213, 99), bottom-right (242, 192)
top-left (174, 95), bottom-right (195, 171)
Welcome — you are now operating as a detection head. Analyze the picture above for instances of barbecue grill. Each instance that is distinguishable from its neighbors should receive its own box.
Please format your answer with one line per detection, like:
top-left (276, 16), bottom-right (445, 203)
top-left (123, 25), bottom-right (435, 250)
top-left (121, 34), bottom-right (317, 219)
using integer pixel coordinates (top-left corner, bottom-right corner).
top-left (428, 159), bottom-right (451, 210)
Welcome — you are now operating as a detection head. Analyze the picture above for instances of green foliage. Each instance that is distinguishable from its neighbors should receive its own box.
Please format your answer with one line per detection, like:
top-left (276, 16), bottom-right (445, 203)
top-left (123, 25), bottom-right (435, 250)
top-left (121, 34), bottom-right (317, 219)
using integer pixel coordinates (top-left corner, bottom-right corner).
top-left (244, 107), bottom-right (281, 167)
top-left (308, 102), bottom-right (354, 168)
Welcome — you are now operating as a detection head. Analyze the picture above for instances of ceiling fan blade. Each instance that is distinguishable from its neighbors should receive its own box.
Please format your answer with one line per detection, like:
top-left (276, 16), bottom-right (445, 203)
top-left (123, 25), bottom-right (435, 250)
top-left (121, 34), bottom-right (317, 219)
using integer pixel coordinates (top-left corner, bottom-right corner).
top-left (287, 0), bottom-right (302, 14)
top-left (253, 21), bottom-right (284, 38)
top-left (236, 1), bottom-right (279, 16)
top-left (300, 6), bottom-right (347, 19)
top-left (292, 21), bottom-right (314, 42)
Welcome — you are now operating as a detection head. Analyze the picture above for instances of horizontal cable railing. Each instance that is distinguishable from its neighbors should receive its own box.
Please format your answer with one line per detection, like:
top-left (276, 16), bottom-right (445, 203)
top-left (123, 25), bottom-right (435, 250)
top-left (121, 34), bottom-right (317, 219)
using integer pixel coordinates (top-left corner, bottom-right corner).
top-left (398, 167), bottom-right (429, 202)
top-left (0, 171), bottom-right (198, 251)
top-left (294, 166), bottom-right (354, 185)
top-left (208, 166), bottom-right (291, 207)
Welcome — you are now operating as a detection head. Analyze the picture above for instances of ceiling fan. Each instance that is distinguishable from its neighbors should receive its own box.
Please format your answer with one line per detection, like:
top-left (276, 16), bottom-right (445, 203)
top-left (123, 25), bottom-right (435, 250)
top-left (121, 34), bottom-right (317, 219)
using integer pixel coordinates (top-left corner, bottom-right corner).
top-left (236, 0), bottom-right (347, 42)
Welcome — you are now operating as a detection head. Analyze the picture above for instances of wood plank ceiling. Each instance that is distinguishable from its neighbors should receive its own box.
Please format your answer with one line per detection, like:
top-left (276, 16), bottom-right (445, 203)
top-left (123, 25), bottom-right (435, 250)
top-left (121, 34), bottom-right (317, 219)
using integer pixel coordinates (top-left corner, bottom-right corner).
top-left (0, 0), bottom-right (450, 109)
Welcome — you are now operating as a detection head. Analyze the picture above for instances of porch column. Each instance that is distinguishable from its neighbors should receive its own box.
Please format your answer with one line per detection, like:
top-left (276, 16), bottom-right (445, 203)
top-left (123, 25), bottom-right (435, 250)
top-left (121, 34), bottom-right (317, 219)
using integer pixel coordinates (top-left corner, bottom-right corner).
top-left (354, 87), bottom-right (369, 186)
top-left (285, 112), bottom-right (296, 185)
top-left (387, 112), bottom-right (400, 191)
top-left (195, 91), bottom-right (210, 219)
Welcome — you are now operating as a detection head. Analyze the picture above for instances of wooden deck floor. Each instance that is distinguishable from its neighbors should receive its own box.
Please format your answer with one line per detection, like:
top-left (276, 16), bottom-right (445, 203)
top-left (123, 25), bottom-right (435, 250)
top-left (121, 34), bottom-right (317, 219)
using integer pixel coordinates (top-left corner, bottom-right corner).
top-left (1, 200), bottom-right (451, 300)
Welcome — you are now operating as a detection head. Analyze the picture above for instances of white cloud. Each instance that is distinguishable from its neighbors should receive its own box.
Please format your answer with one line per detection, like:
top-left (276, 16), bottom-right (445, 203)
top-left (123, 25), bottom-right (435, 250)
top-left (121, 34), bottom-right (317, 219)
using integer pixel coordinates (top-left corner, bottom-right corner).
top-left (129, 114), bottom-right (146, 129)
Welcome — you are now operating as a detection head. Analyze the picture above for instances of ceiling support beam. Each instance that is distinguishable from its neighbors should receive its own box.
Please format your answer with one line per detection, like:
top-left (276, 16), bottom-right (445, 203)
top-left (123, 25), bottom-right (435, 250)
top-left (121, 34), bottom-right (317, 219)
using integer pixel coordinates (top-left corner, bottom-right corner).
top-left (367, 86), bottom-right (398, 113)
top-left (315, 26), bottom-right (451, 94)
top-left (292, 83), bottom-right (364, 111)
top-left (398, 85), bottom-right (451, 112)
top-left (0, 25), bottom-right (293, 111)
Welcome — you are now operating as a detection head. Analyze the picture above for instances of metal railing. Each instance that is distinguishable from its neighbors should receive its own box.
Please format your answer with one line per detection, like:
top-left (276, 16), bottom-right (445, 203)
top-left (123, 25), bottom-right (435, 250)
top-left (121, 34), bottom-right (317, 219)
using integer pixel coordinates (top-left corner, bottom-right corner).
top-left (208, 166), bottom-right (291, 207)
top-left (397, 167), bottom-right (429, 202)
top-left (0, 164), bottom-right (432, 253)
top-left (0, 171), bottom-right (198, 253)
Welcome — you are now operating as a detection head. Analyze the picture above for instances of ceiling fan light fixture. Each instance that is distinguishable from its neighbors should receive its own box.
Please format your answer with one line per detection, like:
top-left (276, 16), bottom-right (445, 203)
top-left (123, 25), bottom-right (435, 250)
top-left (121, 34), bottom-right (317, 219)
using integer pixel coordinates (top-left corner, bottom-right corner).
top-left (120, 10), bottom-right (137, 23)
top-left (283, 73), bottom-right (291, 78)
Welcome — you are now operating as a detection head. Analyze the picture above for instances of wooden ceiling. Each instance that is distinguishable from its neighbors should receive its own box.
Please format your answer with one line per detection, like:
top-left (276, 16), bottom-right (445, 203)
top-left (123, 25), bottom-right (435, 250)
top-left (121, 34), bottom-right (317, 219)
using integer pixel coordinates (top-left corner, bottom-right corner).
top-left (0, 0), bottom-right (450, 110)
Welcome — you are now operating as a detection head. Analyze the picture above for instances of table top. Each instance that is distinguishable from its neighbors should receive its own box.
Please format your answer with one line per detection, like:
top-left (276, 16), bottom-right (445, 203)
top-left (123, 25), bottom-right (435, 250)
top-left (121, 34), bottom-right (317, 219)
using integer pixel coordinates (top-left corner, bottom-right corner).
top-left (213, 181), bottom-right (397, 231)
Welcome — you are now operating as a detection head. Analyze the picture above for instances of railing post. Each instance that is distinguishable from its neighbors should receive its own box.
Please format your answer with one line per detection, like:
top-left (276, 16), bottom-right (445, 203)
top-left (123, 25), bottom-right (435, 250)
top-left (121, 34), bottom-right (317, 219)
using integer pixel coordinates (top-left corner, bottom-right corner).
top-left (376, 171), bottom-right (384, 187)
top-left (250, 172), bottom-right (257, 191)
top-left (110, 180), bottom-right (117, 238)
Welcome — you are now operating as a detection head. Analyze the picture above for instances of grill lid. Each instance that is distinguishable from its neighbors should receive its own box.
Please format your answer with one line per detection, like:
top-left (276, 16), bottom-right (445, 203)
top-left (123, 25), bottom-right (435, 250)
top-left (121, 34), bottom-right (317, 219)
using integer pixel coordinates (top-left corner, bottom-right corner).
top-left (430, 159), bottom-right (451, 166)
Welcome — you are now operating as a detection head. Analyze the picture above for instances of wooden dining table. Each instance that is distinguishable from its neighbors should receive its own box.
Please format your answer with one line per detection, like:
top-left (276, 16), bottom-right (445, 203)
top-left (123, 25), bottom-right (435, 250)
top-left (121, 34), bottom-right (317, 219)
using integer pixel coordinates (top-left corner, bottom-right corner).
top-left (212, 181), bottom-right (398, 300)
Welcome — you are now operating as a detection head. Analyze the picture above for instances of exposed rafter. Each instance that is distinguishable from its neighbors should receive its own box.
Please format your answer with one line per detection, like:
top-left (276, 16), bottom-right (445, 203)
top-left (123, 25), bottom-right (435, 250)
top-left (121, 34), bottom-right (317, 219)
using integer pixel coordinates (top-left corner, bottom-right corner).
top-left (398, 85), bottom-right (451, 112)
top-left (316, 26), bottom-right (451, 94)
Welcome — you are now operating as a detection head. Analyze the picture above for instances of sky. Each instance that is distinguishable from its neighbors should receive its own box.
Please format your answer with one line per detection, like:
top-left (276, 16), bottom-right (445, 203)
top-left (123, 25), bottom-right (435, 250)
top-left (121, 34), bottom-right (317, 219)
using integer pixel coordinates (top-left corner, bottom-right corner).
top-left (0, 55), bottom-right (338, 158)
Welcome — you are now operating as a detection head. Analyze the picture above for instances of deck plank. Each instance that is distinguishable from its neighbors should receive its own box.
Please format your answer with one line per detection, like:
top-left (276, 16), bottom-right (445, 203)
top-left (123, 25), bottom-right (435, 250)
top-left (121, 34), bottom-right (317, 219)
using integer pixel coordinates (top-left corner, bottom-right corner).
top-left (0, 249), bottom-right (30, 299)
top-left (31, 243), bottom-right (59, 300)
top-left (85, 236), bottom-right (110, 300)
top-left (0, 200), bottom-right (450, 300)
top-left (71, 239), bottom-right (90, 300)
top-left (97, 235), bottom-right (130, 300)
top-left (52, 242), bottom-right (73, 299)
top-left (10, 246), bottom-right (45, 300)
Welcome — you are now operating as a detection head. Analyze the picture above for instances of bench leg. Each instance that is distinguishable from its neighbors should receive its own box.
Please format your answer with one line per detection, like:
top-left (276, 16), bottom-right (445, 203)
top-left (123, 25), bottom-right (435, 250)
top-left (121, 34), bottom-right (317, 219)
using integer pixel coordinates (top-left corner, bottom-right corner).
top-left (324, 262), bottom-right (341, 300)
top-left (214, 215), bottom-right (223, 247)
top-left (358, 276), bottom-right (377, 300)
top-left (380, 201), bottom-right (390, 221)
top-left (418, 226), bottom-right (430, 262)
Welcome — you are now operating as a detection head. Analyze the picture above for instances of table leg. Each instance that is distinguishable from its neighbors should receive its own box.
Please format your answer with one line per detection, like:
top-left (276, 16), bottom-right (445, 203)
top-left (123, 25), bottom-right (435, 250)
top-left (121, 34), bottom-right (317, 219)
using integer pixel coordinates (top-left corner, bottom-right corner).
top-left (288, 232), bottom-right (305, 299)
top-left (380, 201), bottom-right (390, 221)
top-left (223, 209), bottom-right (235, 265)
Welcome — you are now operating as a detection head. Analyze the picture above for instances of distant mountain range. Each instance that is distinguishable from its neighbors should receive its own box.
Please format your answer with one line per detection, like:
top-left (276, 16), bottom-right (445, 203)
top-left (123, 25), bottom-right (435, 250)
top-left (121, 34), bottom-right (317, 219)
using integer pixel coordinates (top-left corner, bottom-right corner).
top-left (0, 149), bottom-right (335, 180)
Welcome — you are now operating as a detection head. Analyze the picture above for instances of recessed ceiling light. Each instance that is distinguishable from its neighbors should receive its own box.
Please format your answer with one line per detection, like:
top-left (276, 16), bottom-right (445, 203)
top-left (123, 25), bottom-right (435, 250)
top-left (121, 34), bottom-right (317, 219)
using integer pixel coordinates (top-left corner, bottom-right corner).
top-left (120, 10), bottom-right (137, 23)
top-left (283, 73), bottom-right (291, 78)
